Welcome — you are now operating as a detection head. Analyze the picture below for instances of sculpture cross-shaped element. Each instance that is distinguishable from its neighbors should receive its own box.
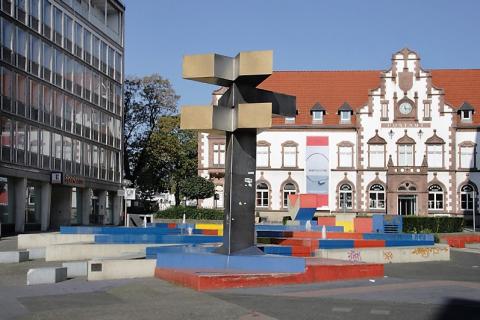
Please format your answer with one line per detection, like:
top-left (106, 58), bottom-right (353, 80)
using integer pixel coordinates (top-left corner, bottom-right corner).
top-left (180, 50), bottom-right (296, 255)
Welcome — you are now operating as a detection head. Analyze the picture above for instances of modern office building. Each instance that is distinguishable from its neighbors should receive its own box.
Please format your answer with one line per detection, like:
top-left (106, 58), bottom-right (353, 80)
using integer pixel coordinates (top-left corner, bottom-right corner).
top-left (199, 49), bottom-right (480, 228)
top-left (0, 0), bottom-right (124, 234)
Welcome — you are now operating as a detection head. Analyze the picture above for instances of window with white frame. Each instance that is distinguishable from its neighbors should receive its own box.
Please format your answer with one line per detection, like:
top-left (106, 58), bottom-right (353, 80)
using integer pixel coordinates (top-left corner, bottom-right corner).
top-left (460, 145), bottom-right (475, 169)
top-left (428, 185), bottom-right (444, 210)
top-left (282, 143), bottom-right (297, 167)
top-left (339, 184), bottom-right (353, 209)
top-left (338, 145), bottom-right (353, 168)
top-left (369, 144), bottom-right (385, 168)
top-left (461, 110), bottom-right (472, 121)
top-left (460, 184), bottom-right (475, 210)
top-left (398, 144), bottom-right (414, 166)
top-left (256, 183), bottom-right (269, 208)
top-left (369, 184), bottom-right (385, 209)
top-left (282, 182), bottom-right (297, 208)
top-left (381, 102), bottom-right (388, 119)
top-left (213, 143), bottom-right (225, 166)
top-left (284, 116), bottom-right (295, 124)
top-left (256, 144), bottom-right (269, 167)
top-left (427, 145), bottom-right (443, 168)
top-left (340, 111), bottom-right (351, 123)
top-left (312, 111), bottom-right (323, 122)
top-left (424, 102), bottom-right (431, 119)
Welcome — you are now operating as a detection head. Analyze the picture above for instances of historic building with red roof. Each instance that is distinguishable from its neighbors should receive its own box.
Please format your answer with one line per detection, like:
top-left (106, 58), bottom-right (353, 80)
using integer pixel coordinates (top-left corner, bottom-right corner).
top-left (198, 48), bottom-right (480, 226)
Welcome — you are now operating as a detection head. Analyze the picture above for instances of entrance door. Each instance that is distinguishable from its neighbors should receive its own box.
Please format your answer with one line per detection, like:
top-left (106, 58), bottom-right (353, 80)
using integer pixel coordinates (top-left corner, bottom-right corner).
top-left (90, 196), bottom-right (100, 224)
top-left (398, 195), bottom-right (417, 216)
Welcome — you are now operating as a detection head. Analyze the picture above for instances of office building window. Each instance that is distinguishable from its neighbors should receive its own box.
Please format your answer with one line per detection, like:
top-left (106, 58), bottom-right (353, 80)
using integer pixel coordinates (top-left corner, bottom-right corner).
top-left (1, 117), bottom-right (12, 162)
top-left (460, 144), bottom-right (476, 169)
top-left (282, 141), bottom-right (297, 167)
top-left (29, 34), bottom-right (41, 76)
top-left (257, 143), bottom-right (270, 167)
top-left (338, 143), bottom-right (353, 168)
top-left (40, 129), bottom-right (50, 168)
top-left (28, 125), bottom-right (38, 166)
top-left (427, 145), bottom-right (443, 168)
top-left (460, 184), bottom-right (476, 211)
top-left (42, 0), bottom-right (51, 38)
top-left (398, 144), bottom-right (414, 166)
top-left (53, 6), bottom-right (62, 46)
top-left (63, 14), bottom-right (73, 52)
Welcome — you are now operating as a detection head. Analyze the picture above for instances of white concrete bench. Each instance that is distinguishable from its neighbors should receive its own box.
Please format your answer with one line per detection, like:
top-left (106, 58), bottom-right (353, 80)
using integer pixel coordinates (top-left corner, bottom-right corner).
top-left (27, 248), bottom-right (46, 260)
top-left (0, 251), bottom-right (29, 263)
top-left (27, 267), bottom-right (68, 285)
top-left (62, 261), bottom-right (88, 277)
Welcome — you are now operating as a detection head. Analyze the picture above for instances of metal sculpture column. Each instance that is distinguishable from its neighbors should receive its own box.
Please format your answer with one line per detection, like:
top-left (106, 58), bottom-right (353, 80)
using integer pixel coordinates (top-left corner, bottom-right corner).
top-left (180, 51), bottom-right (296, 255)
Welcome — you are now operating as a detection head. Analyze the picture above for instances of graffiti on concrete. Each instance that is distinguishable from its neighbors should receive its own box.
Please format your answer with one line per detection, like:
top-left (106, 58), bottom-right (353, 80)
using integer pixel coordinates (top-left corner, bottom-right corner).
top-left (411, 247), bottom-right (448, 258)
top-left (383, 250), bottom-right (394, 262)
top-left (347, 250), bottom-right (362, 262)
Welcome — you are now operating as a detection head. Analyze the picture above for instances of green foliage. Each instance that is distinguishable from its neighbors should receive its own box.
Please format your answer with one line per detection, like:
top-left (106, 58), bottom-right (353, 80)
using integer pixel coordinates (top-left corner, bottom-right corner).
top-left (123, 74), bottom-right (180, 193)
top-left (402, 216), bottom-right (464, 234)
top-left (155, 206), bottom-right (223, 220)
top-left (179, 176), bottom-right (215, 202)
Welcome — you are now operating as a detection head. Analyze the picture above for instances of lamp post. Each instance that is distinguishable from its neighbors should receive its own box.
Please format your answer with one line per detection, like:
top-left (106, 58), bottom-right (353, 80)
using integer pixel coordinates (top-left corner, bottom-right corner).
top-left (473, 191), bottom-right (476, 232)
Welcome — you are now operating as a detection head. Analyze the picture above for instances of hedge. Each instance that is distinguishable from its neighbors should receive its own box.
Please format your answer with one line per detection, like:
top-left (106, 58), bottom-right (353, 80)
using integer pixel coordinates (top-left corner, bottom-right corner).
top-left (402, 216), bottom-right (464, 234)
top-left (155, 206), bottom-right (223, 220)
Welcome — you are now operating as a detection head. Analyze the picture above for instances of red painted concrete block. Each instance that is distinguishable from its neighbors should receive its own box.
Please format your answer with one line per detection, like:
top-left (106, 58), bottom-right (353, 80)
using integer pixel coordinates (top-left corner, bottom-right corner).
top-left (167, 223), bottom-right (177, 229)
top-left (154, 259), bottom-right (384, 291)
top-left (202, 229), bottom-right (218, 235)
top-left (354, 218), bottom-right (373, 233)
top-left (353, 240), bottom-right (385, 248)
top-left (317, 217), bottom-right (336, 226)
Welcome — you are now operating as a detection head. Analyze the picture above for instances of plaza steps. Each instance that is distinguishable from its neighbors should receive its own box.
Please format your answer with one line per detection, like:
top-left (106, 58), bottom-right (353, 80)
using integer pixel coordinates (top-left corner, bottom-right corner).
top-left (154, 257), bottom-right (384, 291)
top-left (439, 233), bottom-right (480, 248)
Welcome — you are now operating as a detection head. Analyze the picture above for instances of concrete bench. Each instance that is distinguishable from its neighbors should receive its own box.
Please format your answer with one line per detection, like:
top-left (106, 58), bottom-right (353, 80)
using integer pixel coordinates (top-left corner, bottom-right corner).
top-left (0, 251), bottom-right (29, 263)
top-left (27, 248), bottom-right (46, 260)
top-left (27, 267), bottom-right (68, 285)
top-left (62, 261), bottom-right (88, 277)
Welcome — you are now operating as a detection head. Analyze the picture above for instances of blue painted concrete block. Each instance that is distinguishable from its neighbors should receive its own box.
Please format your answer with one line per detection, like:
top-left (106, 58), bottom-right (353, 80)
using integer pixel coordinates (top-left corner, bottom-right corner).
top-left (294, 208), bottom-right (317, 221)
top-left (259, 245), bottom-right (292, 256)
top-left (155, 252), bottom-right (306, 273)
top-left (363, 233), bottom-right (434, 241)
top-left (385, 240), bottom-right (434, 247)
top-left (318, 240), bottom-right (355, 249)
top-left (94, 234), bottom-right (222, 244)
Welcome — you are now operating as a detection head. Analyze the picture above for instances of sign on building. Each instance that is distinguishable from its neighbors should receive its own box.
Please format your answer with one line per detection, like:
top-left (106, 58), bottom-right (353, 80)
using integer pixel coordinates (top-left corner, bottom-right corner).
top-left (51, 172), bottom-right (63, 184)
top-left (305, 136), bottom-right (329, 207)
top-left (125, 188), bottom-right (136, 200)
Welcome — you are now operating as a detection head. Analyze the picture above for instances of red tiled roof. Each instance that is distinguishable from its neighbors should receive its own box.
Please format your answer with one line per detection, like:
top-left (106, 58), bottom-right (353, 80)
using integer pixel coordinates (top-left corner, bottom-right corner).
top-left (257, 69), bottom-right (480, 126)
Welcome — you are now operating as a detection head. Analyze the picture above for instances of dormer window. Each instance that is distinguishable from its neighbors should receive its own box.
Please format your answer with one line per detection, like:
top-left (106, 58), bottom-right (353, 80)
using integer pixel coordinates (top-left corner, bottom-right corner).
top-left (462, 110), bottom-right (472, 121)
top-left (310, 102), bottom-right (325, 124)
top-left (338, 102), bottom-right (353, 124)
top-left (458, 102), bottom-right (474, 123)
top-left (340, 111), bottom-right (351, 123)
top-left (312, 111), bottom-right (323, 121)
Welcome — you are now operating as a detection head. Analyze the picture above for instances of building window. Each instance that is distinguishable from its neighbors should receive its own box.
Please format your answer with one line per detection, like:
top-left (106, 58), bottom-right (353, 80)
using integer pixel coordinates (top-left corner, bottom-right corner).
top-left (213, 143), bottom-right (225, 166)
top-left (460, 144), bottom-right (476, 169)
top-left (312, 111), bottom-right (323, 122)
top-left (369, 145), bottom-right (385, 168)
top-left (340, 111), bottom-right (351, 123)
top-left (282, 142), bottom-right (297, 167)
top-left (256, 182), bottom-right (269, 208)
top-left (369, 184), bottom-right (385, 209)
top-left (398, 144), bottom-right (414, 166)
top-left (339, 184), bottom-right (353, 209)
top-left (256, 142), bottom-right (270, 167)
top-left (424, 102), bottom-right (431, 119)
top-left (284, 116), bottom-right (295, 124)
top-left (427, 145), bottom-right (443, 168)
top-left (460, 184), bottom-right (476, 210)
top-left (428, 185), bottom-right (444, 210)
top-left (381, 102), bottom-right (388, 119)
top-left (282, 182), bottom-right (297, 208)
top-left (338, 143), bottom-right (353, 168)
top-left (461, 110), bottom-right (472, 122)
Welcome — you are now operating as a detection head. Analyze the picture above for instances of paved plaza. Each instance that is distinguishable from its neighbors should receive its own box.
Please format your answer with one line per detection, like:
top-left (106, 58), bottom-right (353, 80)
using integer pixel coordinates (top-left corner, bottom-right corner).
top-left (0, 236), bottom-right (479, 320)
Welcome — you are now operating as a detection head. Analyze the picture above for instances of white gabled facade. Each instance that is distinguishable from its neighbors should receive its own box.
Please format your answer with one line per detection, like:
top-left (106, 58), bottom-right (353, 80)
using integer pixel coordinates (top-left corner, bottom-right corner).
top-left (198, 49), bottom-right (480, 227)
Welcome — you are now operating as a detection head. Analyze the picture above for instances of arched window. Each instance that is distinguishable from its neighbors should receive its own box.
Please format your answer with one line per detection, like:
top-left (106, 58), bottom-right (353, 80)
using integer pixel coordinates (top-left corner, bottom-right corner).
top-left (369, 184), bottom-right (385, 209)
top-left (282, 182), bottom-right (297, 208)
top-left (428, 185), bottom-right (444, 210)
top-left (339, 184), bottom-right (353, 209)
top-left (256, 183), bottom-right (269, 208)
top-left (460, 184), bottom-right (476, 210)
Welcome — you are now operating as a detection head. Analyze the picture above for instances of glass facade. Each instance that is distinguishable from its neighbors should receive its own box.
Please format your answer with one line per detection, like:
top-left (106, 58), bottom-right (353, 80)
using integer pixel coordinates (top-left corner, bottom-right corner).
top-left (0, 0), bottom-right (123, 184)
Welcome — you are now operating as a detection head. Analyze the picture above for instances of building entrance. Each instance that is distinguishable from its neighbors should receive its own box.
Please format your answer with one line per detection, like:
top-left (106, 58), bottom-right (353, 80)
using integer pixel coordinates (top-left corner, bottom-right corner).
top-left (398, 195), bottom-right (416, 216)
top-left (90, 196), bottom-right (102, 224)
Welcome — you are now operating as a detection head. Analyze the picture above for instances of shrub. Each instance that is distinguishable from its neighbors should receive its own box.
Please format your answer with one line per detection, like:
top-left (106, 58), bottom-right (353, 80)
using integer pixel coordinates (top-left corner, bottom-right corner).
top-left (402, 216), bottom-right (464, 234)
top-left (155, 206), bottom-right (223, 220)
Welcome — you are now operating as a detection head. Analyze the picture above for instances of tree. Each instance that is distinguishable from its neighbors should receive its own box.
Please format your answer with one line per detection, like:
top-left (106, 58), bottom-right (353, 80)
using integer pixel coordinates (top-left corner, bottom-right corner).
top-left (179, 176), bottom-right (215, 206)
top-left (137, 116), bottom-right (198, 204)
top-left (123, 74), bottom-right (179, 184)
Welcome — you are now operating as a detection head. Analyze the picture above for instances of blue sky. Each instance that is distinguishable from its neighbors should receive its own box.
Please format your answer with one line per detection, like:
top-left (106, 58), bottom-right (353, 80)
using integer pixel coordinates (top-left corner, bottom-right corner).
top-left (124, 0), bottom-right (480, 106)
